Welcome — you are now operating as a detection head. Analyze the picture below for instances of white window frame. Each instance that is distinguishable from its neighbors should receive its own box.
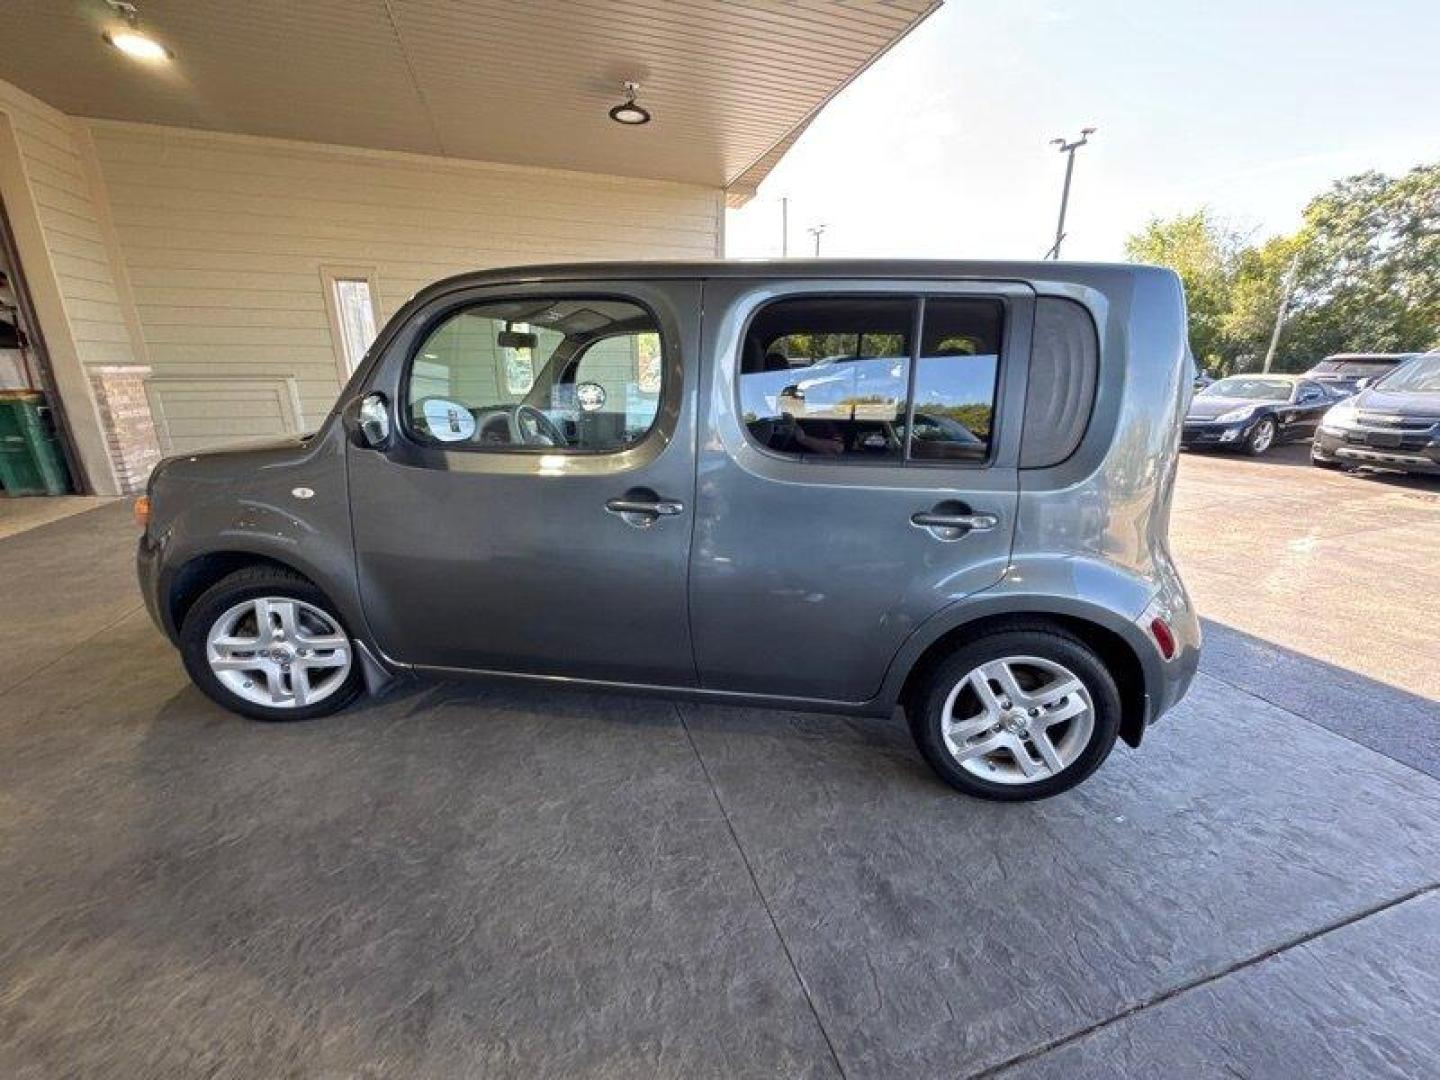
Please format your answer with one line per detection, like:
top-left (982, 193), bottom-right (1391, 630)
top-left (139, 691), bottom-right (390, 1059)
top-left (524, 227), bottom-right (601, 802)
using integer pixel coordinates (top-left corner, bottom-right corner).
top-left (320, 265), bottom-right (382, 383)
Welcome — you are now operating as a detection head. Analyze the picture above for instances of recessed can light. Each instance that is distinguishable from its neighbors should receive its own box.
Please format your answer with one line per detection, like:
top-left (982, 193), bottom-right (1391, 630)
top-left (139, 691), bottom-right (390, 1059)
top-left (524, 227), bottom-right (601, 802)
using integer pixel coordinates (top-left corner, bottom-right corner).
top-left (102, 2), bottom-right (172, 62)
top-left (103, 29), bottom-right (172, 62)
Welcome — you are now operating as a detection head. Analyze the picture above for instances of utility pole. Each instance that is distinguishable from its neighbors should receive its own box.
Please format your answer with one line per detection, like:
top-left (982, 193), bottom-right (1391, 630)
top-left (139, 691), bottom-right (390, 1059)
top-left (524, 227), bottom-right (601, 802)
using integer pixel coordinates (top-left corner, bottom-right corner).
top-left (1262, 254), bottom-right (1301, 373)
top-left (1046, 127), bottom-right (1096, 260)
top-left (808, 223), bottom-right (827, 257)
top-left (781, 197), bottom-right (789, 257)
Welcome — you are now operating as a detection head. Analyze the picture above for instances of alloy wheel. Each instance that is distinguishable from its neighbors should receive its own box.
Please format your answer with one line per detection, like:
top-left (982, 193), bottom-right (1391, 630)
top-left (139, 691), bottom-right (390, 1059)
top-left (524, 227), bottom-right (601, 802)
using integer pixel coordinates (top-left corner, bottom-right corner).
top-left (1250, 418), bottom-right (1275, 453)
top-left (939, 655), bottom-right (1095, 785)
top-left (205, 596), bottom-right (352, 709)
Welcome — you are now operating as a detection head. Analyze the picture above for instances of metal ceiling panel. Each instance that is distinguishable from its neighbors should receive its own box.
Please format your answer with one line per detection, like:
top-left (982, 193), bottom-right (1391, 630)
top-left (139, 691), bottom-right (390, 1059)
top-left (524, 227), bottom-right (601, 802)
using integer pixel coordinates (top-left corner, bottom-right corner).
top-left (0, 0), bottom-right (938, 197)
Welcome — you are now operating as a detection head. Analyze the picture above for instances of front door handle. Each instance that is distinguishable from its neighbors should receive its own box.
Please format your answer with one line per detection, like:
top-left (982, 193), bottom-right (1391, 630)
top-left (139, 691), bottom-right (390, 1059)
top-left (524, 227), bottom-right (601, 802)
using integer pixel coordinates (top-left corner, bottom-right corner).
top-left (911, 511), bottom-right (999, 532)
top-left (606, 491), bottom-right (685, 529)
top-left (606, 497), bottom-right (685, 517)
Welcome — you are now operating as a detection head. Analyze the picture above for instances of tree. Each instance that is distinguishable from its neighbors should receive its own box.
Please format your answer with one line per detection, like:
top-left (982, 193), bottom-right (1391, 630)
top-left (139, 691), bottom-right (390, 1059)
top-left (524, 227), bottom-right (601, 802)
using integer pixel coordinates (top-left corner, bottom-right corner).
top-left (1223, 234), bottom-right (1300, 371)
top-left (1123, 209), bottom-right (1243, 372)
top-left (1125, 161), bottom-right (1439, 374)
top-left (1280, 163), bottom-right (1440, 368)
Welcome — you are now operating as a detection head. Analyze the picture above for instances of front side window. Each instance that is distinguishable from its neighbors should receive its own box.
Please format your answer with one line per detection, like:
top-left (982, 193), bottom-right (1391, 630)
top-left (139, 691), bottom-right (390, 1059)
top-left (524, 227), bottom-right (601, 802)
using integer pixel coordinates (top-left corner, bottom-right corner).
top-left (738, 295), bottom-right (1002, 463)
top-left (405, 298), bottom-right (661, 453)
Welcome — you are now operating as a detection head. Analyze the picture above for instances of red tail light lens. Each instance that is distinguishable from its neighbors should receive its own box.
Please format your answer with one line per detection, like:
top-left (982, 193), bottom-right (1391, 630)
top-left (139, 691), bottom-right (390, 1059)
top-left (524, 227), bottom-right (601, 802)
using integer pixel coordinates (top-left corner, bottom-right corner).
top-left (1150, 616), bottom-right (1177, 660)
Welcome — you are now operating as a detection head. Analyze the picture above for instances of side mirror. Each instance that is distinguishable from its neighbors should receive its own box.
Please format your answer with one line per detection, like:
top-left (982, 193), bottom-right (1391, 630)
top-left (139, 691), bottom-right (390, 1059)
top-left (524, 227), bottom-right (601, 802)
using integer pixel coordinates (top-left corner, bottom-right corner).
top-left (1355, 377), bottom-right (1373, 391)
top-left (357, 392), bottom-right (391, 449)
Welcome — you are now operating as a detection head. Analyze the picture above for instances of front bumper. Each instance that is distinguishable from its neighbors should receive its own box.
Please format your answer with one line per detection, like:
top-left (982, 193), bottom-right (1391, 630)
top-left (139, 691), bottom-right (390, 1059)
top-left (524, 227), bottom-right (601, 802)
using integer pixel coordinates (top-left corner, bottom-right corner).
top-left (136, 533), bottom-right (172, 641)
top-left (1314, 426), bottom-right (1440, 473)
top-left (1181, 418), bottom-right (1251, 448)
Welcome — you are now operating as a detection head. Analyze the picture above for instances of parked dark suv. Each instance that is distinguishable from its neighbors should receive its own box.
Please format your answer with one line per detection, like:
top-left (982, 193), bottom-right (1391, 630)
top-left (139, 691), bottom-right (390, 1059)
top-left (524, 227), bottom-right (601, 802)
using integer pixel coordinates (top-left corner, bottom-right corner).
top-left (1312, 352), bottom-right (1440, 475)
top-left (1303, 352), bottom-right (1418, 396)
top-left (136, 261), bottom-right (1200, 800)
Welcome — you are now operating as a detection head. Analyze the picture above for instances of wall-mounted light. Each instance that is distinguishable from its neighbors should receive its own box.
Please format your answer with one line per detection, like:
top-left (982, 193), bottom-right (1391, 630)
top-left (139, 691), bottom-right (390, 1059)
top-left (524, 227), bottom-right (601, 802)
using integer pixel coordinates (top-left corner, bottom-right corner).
top-left (102, 1), bottom-right (173, 62)
top-left (608, 82), bottom-right (651, 126)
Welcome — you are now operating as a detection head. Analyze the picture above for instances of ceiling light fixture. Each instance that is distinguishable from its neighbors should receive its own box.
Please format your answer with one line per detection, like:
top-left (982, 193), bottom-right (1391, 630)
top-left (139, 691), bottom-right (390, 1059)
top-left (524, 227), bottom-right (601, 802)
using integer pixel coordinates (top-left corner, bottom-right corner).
top-left (102, 1), bottom-right (173, 62)
top-left (608, 82), bottom-right (651, 126)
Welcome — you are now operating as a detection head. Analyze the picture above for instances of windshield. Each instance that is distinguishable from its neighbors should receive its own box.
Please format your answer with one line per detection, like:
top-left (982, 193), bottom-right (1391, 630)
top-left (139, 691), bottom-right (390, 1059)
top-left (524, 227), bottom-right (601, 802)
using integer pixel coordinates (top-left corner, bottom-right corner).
top-left (1202, 377), bottom-right (1293, 401)
top-left (1375, 355), bottom-right (1440, 393)
top-left (1311, 358), bottom-right (1406, 375)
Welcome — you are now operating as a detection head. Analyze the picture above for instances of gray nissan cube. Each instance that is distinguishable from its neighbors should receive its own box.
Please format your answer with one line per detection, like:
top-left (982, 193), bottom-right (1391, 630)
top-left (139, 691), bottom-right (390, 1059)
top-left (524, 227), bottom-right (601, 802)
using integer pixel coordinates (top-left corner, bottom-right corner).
top-left (137, 260), bottom-right (1200, 800)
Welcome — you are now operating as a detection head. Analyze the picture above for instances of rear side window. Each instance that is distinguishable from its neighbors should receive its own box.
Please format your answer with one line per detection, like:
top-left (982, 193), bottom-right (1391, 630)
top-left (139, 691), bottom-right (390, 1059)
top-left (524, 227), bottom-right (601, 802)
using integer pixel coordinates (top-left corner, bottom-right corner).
top-left (912, 300), bottom-right (1002, 462)
top-left (1020, 298), bottom-right (1098, 468)
top-left (738, 296), bottom-right (1002, 463)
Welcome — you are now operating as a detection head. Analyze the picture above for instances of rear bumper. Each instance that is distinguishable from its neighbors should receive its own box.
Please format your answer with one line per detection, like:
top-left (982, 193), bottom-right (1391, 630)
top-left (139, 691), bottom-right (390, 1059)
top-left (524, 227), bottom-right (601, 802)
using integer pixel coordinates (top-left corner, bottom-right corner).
top-left (1137, 585), bottom-right (1201, 729)
top-left (1314, 428), bottom-right (1440, 473)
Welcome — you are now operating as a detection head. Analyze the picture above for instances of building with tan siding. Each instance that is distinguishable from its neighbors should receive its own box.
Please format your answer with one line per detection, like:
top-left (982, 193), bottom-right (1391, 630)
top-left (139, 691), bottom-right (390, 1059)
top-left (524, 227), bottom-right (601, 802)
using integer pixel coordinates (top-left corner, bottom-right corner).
top-left (0, 1), bottom-right (938, 495)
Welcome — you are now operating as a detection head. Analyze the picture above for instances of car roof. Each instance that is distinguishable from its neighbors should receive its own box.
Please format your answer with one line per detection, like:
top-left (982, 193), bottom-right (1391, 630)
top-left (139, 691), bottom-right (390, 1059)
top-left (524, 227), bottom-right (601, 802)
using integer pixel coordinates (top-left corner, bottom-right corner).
top-left (406, 258), bottom-right (1173, 305)
top-left (1320, 353), bottom-right (1417, 361)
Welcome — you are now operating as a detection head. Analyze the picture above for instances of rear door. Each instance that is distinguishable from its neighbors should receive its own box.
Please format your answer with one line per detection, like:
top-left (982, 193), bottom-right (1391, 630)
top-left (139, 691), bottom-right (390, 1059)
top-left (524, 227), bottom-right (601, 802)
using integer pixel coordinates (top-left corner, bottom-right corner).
top-left (689, 279), bottom-right (1030, 703)
top-left (346, 279), bottom-right (701, 685)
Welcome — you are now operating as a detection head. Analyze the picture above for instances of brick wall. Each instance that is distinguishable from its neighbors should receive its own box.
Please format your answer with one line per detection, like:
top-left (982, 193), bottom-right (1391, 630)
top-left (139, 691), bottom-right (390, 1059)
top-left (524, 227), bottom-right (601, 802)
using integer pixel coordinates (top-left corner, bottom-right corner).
top-left (89, 365), bottom-right (160, 493)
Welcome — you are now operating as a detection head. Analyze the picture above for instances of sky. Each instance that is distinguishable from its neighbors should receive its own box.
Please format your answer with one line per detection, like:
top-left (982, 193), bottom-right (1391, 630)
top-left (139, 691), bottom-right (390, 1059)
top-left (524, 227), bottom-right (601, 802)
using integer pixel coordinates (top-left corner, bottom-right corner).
top-left (726, 0), bottom-right (1440, 262)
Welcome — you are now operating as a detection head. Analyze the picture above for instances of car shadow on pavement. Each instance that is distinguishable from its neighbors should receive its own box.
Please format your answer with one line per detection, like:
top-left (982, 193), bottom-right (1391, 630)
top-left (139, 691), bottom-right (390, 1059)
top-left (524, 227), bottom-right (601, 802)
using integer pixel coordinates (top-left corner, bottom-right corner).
top-left (1184, 440), bottom-right (1440, 489)
top-left (1200, 617), bottom-right (1440, 780)
top-left (1182, 441), bottom-right (1315, 469)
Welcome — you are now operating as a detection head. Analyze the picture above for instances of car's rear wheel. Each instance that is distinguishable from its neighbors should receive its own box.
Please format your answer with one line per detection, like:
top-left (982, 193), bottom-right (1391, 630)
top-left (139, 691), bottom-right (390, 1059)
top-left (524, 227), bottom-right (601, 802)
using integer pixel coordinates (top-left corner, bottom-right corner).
top-left (908, 627), bottom-right (1121, 800)
top-left (179, 566), bottom-right (362, 721)
top-left (1245, 417), bottom-right (1276, 456)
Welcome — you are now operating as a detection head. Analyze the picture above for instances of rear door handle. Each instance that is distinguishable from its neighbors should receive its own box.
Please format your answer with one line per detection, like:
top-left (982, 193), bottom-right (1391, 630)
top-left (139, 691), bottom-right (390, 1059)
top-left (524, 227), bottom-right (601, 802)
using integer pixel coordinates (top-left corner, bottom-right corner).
top-left (605, 497), bottom-right (685, 517)
top-left (910, 511), bottom-right (999, 532)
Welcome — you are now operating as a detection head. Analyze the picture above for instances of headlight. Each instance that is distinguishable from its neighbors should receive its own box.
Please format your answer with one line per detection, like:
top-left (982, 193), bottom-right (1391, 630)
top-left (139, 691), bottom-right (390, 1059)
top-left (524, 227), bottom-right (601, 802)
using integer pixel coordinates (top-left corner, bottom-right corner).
top-left (1216, 407), bottom-right (1257, 423)
top-left (1320, 403), bottom-right (1357, 431)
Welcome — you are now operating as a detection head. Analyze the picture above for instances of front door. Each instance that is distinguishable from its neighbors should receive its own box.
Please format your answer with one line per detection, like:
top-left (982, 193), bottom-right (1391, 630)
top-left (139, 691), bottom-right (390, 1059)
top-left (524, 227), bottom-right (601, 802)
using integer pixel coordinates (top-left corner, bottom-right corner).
top-left (347, 280), bottom-right (700, 685)
top-left (1287, 380), bottom-right (1331, 440)
top-left (690, 280), bottom-right (1030, 703)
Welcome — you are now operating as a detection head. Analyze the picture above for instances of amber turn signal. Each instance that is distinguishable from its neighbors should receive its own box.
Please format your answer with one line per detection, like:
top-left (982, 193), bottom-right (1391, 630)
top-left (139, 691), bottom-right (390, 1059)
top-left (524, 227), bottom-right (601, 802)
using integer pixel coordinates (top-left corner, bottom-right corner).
top-left (133, 495), bottom-right (151, 529)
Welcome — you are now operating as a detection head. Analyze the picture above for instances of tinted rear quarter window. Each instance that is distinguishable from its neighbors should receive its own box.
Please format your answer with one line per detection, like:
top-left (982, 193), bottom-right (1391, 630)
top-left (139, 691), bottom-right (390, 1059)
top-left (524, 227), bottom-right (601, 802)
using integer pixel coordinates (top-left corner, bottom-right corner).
top-left (1020, 297), bottom-right (1098, 469)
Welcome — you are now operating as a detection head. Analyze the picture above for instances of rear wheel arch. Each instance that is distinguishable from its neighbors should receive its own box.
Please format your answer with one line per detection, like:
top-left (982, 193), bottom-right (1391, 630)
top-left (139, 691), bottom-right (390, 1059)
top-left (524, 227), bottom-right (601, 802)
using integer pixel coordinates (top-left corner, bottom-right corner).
top-left (897, 610), bottom-right (1150, 749)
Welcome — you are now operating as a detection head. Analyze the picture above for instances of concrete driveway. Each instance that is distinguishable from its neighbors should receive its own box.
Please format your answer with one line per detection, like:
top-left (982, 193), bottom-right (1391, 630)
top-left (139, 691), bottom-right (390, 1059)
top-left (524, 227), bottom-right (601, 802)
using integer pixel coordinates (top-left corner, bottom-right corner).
top-left (1, 452), bottom-right (1437, 1079)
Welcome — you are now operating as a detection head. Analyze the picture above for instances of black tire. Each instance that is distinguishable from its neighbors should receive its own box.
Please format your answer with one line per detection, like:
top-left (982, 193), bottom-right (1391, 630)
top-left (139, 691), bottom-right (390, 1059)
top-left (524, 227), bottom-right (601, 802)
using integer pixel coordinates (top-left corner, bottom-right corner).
top-left (1243, 416), bottom-right (1276, 456)
top-left (179, 566), bottom-right (363, 721)
top-left (908, 625), bottom-right (1122, 801)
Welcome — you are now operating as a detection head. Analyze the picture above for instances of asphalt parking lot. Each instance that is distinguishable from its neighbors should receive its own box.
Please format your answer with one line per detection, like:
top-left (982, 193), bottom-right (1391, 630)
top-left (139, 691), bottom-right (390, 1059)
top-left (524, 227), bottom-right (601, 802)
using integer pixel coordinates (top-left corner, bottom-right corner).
top-left (1, 450), bottom-right (1437, 1079)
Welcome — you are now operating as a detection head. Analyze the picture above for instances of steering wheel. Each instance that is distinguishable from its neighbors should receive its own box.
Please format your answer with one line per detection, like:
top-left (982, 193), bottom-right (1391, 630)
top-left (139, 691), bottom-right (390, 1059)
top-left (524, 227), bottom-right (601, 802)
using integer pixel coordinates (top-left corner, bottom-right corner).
top-left (492, 403), bottom-right (566, 447)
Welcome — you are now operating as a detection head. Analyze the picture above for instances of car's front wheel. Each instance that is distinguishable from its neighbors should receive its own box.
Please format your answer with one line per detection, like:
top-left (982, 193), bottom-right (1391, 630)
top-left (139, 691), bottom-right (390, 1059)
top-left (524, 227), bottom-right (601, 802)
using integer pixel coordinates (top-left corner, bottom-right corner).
top-left (179, 566), bottom-right (363, 721)
top-left (1244, 416), bottom-right (1277, 456)
top-left (908, 626), bottom-right (1122, 800)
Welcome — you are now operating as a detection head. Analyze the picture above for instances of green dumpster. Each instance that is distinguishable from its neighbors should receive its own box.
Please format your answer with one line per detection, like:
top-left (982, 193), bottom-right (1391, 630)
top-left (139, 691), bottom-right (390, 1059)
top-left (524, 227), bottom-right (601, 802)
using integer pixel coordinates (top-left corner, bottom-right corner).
top-left (0, 390), bottom-right (72, 496)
